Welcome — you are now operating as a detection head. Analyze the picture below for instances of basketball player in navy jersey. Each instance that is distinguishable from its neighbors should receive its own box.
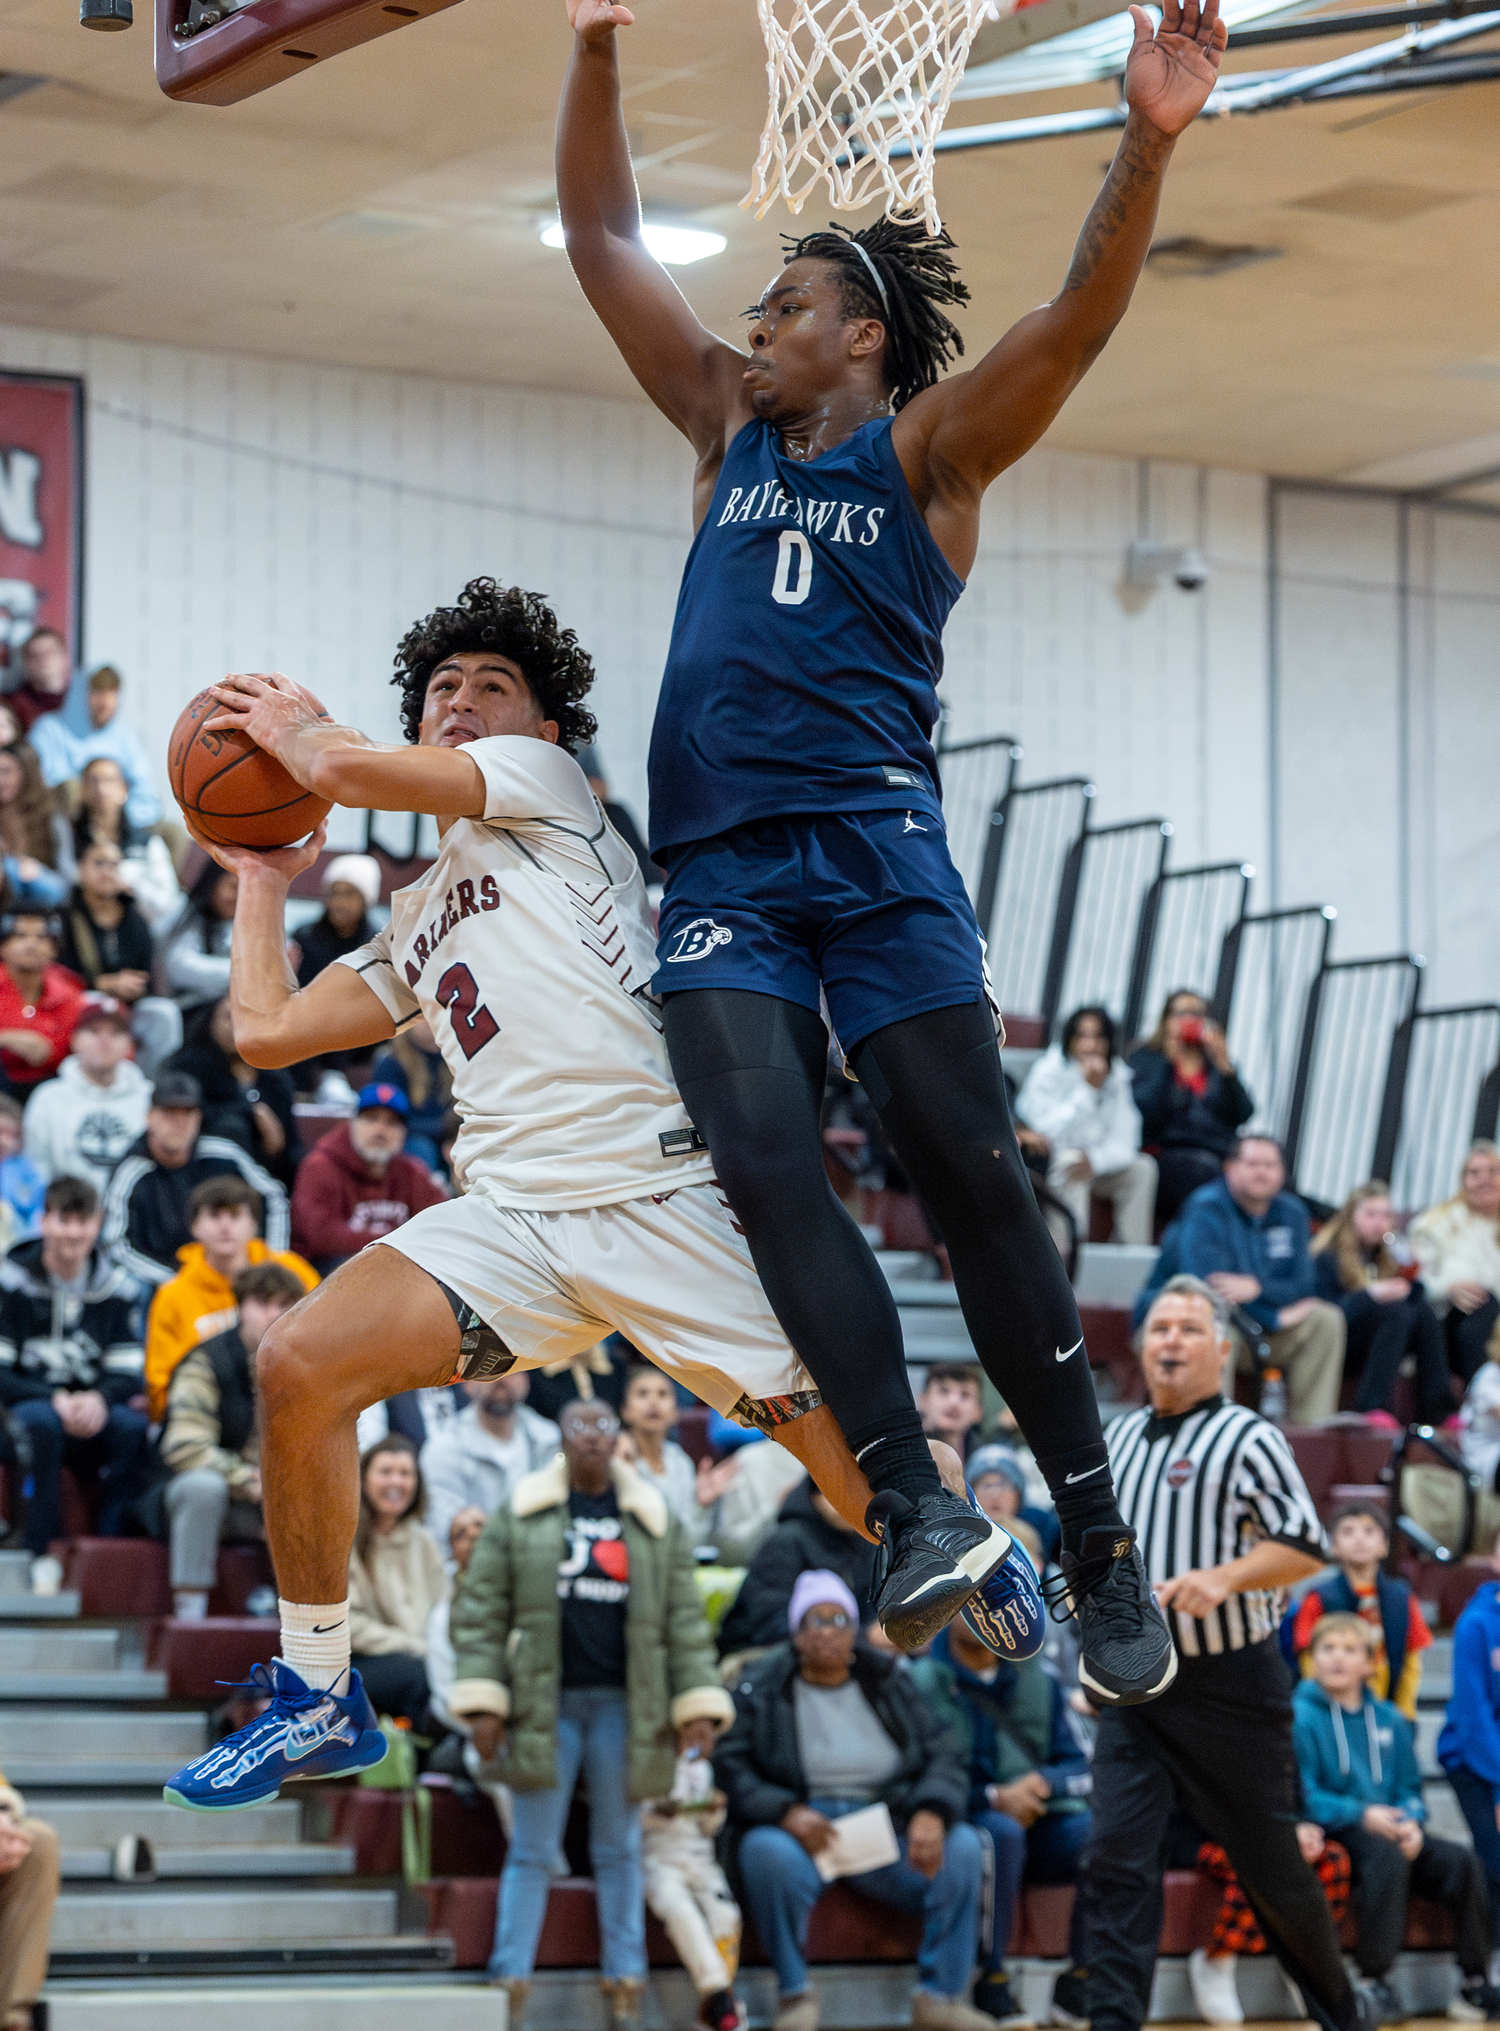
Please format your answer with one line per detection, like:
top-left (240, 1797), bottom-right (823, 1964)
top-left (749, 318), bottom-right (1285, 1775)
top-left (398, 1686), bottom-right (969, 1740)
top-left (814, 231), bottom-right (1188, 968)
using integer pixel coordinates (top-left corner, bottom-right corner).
top-left (555, 0), bottom-right (1229, 1704)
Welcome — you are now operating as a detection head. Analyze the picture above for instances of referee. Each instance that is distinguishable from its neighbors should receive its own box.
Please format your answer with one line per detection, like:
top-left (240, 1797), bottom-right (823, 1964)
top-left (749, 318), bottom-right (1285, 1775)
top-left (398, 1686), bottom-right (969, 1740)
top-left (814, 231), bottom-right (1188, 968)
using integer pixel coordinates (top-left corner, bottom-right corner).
top-left (1072, 1274), bottom-right (1367, 2031)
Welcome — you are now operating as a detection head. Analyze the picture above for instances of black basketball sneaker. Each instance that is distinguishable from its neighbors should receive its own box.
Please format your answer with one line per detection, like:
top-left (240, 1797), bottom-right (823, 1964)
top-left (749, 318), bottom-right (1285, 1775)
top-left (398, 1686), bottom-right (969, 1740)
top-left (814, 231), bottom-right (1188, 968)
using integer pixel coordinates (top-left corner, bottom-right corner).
top-left (1049, 1525), bottom-right (1176, 1707)
top-left (866, 1489), bottom-right (1014, 1652)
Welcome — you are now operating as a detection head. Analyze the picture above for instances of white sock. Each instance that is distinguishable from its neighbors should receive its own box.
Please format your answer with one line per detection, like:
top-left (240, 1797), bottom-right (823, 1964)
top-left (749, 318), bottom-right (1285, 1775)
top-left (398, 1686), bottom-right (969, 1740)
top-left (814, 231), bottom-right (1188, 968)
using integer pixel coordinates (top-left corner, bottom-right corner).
top-left (278, 1598), bottom-right (352, 1693)
top-left (174, 1590), bottom-right (209, 1621)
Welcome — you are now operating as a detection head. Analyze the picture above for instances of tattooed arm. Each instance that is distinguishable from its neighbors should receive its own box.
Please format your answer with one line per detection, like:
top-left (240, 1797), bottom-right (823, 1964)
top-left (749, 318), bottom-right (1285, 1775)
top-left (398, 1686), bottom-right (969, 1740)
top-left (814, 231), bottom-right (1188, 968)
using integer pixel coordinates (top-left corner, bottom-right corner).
top-left (892, 0), bottom-right (1226, 575)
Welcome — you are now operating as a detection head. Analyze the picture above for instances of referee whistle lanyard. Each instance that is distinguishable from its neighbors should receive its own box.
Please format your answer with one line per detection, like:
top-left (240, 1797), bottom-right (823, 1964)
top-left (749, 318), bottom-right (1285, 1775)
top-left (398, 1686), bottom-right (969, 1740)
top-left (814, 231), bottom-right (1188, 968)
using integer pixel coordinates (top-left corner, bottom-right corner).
top-left (1328, 1694), bottom-right (1383, 1784)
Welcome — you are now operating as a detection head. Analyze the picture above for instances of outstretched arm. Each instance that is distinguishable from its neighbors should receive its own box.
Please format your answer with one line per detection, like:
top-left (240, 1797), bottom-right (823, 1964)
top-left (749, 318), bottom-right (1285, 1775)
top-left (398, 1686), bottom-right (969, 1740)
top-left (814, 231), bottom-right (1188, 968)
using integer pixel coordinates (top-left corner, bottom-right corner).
top-left (905, 0), bottom-right (1226, 532)
top-left (556, 0), bottom-right (749, 457)
top-left (207, 672), bottom-right (485, 818)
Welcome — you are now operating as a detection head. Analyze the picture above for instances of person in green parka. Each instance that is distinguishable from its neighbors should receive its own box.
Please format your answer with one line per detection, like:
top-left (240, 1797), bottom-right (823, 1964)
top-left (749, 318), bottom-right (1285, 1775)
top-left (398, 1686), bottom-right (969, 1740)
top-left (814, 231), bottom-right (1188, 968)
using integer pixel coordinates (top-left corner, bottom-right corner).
top-left (450, 1394), bottom-right (733, 2031)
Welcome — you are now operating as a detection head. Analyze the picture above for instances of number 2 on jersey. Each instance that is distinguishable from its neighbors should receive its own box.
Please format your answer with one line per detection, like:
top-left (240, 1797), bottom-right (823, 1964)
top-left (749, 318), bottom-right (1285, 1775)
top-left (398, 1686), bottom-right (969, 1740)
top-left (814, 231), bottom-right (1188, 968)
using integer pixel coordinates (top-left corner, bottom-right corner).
top-left (435, 961), bottom-right (499, 1061)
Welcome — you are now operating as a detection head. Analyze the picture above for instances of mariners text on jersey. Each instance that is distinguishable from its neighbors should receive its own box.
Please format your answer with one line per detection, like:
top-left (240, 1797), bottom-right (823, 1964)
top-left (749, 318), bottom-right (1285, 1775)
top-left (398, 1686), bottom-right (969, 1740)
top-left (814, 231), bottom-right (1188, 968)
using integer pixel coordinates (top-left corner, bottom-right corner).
top-left (336, 738), bottom-right (716, 1214)
top-left (1107, 1397), bottom-right (1325, 1659)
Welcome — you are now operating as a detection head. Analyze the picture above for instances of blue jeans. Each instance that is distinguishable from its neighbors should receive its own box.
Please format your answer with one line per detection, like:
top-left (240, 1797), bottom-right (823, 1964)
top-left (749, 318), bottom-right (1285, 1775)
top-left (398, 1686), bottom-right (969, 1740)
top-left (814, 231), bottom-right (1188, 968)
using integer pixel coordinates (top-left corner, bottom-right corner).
top-left (974, 1808), bottom-right (1091, 1971)
top-left (11, 1398), bottom-right (151, 1556)
top-left (489, 1686), bottom-right (645, 1981)
top-left (738, 1798), bottom-right (983, 2000)
top-left (1448, 1763), bottom-right (1500, 1917)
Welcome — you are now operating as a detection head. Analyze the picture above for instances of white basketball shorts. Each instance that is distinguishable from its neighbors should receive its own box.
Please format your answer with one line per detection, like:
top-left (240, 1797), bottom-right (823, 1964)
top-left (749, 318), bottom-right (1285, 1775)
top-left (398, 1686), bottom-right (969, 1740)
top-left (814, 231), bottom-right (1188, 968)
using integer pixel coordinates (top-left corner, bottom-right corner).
top-left (374, 1179), bottom-right (821, 1430)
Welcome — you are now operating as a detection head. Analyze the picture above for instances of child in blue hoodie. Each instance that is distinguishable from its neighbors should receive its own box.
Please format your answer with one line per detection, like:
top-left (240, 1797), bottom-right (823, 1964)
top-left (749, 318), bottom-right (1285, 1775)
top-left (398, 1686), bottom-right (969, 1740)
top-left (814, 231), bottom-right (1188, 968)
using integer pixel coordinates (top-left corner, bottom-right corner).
top-left (1437, 1540), bottom-right (1500, 1927)
top-left (1294, 1613), bottom-right (1495, 2025)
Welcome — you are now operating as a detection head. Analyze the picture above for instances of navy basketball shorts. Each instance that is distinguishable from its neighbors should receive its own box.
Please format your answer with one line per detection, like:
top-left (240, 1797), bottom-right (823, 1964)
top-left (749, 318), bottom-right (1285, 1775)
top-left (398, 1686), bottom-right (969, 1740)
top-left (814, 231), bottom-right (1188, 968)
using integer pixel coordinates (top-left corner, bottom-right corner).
top-left (652, 807), bottom-right (990, 1051)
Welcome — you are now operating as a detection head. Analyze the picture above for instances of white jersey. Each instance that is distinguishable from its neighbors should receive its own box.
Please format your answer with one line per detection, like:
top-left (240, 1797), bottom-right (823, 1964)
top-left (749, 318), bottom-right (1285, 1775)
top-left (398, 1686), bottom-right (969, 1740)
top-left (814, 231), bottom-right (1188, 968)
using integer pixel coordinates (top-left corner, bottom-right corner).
top-left (338, 737), bottom-right (715, 1212)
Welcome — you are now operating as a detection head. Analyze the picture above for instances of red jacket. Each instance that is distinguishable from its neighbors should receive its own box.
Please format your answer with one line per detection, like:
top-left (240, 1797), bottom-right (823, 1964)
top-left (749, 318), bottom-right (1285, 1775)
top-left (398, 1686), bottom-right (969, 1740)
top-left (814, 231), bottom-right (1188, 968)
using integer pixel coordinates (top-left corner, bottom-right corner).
top-left (291, 1122), bottom-right (446, 1264)
top-left (0, 963), bottom-right (87, 1089)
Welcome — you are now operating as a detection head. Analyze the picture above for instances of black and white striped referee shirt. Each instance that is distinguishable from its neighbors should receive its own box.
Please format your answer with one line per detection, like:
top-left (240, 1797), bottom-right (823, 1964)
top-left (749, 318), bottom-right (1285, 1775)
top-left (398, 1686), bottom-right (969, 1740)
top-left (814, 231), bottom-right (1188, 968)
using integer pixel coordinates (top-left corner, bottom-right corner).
top-left (1107, 1394), bottom-right (1325, 1659)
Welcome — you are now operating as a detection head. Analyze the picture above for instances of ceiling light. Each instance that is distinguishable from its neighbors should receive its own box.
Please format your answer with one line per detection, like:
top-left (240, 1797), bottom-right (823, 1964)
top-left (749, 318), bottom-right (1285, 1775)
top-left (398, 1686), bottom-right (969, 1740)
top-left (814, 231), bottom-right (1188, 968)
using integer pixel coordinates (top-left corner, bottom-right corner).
top-left (538, 219), bottom-right (726, 265)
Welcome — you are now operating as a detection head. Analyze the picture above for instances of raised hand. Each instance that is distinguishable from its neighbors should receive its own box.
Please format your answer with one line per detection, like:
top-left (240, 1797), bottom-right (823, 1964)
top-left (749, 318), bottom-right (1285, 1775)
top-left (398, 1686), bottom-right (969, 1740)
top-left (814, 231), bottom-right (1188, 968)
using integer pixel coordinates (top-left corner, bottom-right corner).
top-left (1125, 0), bottom-right (1226, 136)
top-left (567, 0), bottom-right (634, 41)
top-left (205, 671), bottom-right (331, 756)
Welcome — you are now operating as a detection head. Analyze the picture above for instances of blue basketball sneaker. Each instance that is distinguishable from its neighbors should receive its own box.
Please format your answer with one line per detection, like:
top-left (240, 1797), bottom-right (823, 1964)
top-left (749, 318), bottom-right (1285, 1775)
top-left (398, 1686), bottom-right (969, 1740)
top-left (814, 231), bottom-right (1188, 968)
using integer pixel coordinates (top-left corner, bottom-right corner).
top-left (958, 1490), bottom-right (1046, 1659)
top-left (163, 1660), bottom-right (387, 1811)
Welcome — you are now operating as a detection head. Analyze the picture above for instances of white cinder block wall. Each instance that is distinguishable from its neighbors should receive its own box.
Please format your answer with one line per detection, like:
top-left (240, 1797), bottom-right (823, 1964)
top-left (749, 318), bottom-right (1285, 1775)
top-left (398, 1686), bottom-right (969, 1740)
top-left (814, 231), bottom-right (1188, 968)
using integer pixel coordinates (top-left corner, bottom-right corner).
top-left (2, 321), bottom-right (1495, 1008)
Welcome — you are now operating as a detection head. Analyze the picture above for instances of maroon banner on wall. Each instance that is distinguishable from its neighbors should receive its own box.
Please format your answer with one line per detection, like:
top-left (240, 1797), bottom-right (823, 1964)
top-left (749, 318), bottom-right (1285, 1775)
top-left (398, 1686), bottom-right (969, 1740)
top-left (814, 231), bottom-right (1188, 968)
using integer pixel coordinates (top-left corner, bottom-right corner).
top-left (0, 371), bottom-right (84, 675)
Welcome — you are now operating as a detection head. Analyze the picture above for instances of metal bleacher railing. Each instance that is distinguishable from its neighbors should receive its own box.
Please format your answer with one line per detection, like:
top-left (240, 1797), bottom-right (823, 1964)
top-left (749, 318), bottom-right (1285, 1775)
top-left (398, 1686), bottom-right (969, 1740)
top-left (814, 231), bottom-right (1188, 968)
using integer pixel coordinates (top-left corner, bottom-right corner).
top-left (1123, 859), bottom-right (1253, 1045)
top-left (975, 776), bottom-right (1095, 1033)
top-left (1283, 953), bottom-right (1424, 1212)
top-left (1045, 816), bottom-right (1171, 1040)
top-left (1375, 1002), bottom-right (1500, 1212)
top-left (1213, 905), bottom-right (1338, 1146)
top-left (932, 726), bottom-right (1021, 918)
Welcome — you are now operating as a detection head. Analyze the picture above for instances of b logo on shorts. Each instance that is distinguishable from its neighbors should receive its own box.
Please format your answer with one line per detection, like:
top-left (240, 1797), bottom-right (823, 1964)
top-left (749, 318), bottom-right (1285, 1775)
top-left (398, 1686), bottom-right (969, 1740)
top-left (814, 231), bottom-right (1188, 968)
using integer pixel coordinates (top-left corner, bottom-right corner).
top-left (665, 917), bottom-right (734, 964)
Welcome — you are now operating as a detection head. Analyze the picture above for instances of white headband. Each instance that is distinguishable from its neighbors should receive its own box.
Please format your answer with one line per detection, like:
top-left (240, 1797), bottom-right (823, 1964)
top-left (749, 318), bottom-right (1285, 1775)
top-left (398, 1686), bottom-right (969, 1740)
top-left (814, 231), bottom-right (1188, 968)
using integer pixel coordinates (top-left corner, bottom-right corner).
top-left (851, 240), bottom-right (891, 321)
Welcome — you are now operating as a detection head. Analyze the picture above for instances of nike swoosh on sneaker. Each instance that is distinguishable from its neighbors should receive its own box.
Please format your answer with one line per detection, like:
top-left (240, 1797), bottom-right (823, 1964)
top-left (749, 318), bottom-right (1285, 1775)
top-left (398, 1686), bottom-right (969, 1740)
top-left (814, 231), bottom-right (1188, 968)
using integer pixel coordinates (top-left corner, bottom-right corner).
top-left (1055, 1338), bottom-right (1084, 1363)
top-left (1064, 1464), bottom-right (1108, 1484)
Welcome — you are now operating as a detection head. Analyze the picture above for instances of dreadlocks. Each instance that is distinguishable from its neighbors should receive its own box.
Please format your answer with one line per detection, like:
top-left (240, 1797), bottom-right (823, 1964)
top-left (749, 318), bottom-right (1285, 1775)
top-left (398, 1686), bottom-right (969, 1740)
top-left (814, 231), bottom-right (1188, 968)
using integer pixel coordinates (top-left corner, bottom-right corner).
top-left (391, 577), bottom-right (598, 753)
top-left (781, 217), bottom-right (970, 411)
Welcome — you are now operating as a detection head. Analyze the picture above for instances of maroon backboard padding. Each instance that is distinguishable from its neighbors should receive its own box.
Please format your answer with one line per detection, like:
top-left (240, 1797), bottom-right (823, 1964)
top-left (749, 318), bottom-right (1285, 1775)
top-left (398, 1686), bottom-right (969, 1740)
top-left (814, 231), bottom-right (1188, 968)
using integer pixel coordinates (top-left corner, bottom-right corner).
top-left (155, 0), bottom-right (464, 106)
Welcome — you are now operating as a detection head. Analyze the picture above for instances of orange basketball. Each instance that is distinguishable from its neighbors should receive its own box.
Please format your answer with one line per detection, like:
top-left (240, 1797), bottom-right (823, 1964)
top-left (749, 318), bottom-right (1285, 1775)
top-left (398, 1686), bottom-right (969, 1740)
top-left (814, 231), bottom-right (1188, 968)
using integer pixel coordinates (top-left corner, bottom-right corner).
top-left (168, 687), bottom-right (333, 850)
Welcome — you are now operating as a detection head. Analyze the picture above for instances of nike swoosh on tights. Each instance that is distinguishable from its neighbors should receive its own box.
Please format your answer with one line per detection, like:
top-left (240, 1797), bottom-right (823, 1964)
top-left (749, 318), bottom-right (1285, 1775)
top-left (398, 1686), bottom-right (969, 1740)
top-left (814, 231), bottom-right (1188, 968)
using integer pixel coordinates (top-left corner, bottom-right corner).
top-left (1064, 1464), bottom-right (1108, 1485)
top-left (1055, 1338), bottom-right (1084, 1363)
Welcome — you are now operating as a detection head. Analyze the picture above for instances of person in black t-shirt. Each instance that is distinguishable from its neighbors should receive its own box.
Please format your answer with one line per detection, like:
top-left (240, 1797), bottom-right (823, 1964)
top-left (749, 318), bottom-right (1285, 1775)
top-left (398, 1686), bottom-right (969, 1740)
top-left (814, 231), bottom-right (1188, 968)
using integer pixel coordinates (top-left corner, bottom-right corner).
top-left (451, 1396), bottom-right (733, 2031)
top-left (57, 841), bottom-right (155, 1007)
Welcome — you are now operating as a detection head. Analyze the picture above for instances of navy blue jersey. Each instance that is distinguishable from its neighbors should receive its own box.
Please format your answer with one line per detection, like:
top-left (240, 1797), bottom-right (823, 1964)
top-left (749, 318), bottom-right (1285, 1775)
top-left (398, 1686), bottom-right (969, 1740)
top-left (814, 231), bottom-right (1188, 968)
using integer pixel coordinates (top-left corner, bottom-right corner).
top-left (647, 416), bottom-right (965, 858)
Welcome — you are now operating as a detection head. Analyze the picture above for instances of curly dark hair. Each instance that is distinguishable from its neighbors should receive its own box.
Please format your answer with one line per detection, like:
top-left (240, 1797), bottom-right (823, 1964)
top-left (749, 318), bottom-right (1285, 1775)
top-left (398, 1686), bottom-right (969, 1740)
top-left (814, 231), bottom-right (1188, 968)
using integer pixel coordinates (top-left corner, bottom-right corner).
top-left (391, 578), bottom-right (598, 752)
top-left (773, 217), bottom-right (970, 413)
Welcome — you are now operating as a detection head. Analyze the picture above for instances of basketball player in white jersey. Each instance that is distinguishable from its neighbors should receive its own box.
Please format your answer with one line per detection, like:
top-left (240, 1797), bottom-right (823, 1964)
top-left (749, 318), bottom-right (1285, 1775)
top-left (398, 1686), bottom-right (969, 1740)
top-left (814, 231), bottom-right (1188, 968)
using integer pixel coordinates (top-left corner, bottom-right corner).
top-left (162, 579), bottom-right (1035, 1812)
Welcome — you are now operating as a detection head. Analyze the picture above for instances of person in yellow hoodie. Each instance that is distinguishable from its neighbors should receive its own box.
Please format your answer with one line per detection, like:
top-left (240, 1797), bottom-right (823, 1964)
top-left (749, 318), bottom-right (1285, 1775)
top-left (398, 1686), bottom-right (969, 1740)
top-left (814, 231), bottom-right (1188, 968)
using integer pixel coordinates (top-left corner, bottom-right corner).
top-left (145, 1174), bottom-right (317, 1419)
top-left (0, 1770), bottom-right (58, 2031)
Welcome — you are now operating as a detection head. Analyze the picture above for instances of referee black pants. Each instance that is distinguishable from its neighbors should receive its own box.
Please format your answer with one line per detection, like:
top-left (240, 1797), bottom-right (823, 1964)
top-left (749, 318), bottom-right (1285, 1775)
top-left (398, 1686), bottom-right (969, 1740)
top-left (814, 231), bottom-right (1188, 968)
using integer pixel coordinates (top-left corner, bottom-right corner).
top-left (1080, 1639), bottom-right (1357, 2031)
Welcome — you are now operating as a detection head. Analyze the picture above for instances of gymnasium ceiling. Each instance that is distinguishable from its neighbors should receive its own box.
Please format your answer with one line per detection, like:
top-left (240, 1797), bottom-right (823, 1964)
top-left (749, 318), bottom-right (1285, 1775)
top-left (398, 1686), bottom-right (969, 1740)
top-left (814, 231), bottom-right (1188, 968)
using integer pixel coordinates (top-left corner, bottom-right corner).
top-left (1, 0), bottom-right (1498, 487)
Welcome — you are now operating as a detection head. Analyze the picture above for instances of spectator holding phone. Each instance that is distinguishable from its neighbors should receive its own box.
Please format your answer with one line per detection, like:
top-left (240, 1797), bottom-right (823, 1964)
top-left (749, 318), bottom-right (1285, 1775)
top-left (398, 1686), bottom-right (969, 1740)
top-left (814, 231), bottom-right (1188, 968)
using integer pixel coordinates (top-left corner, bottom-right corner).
top-left (1128, 990), bottom-right (1254, 1227)
top-left (1018, 1005), bottom-right (1156, 1246)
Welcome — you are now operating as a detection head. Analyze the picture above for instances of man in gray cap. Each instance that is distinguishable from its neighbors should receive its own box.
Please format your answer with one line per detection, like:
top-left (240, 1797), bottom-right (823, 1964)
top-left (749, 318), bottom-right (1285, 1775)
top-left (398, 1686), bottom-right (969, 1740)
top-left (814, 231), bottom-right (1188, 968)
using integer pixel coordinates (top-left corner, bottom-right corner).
top-left (100, 1068), bottom-right (287, 1287)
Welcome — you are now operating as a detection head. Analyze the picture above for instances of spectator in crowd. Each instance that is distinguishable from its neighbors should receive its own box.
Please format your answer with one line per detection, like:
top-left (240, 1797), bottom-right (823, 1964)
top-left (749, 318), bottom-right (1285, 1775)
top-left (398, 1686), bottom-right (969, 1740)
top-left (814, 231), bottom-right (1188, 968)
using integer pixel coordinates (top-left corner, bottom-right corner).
top-left (22, 994), bottom-right (150, 1196)
top-left (718, 1569), bottom-right (990, 2031)
top-left (1146, 1135), bottom-right (1346, 1427)
top-left (357, 1381), bottom-right (468, 1458)
top-left (348, 1434), bottom-right (450, 1730)
top-left (163, 860), bottom-right (236, 1011)
top-left (709, 1438), bottom-right (810, 1569)
top-left (167, 997), bottom-right (300, 1189)
top-left (716, 1474), bottom-right (878, 1657)
top-left (1128, 990), bottom-right (1254, 1227)
top-left (102, 1070), bottom-right (290, 1298)
top-left (0, 910), bottom-right (86, 1101)
top-left (57, 840), bottom-right (153, 1005)
top-left (966, 1443), bottom-right (1059, 1567)
top-left (293, 854), bottom-right (381, 988)
top-left (425, 1503), bottom-right (489, 1735)
top-left (0, 1100), bottom-right (46, 1242)
top-left (70, 668), bottom-right (163, 829)
top-left (0, 1771), bottom-right (59, 2031)
top-left (616, 1362), bottom-right (715, 1544)
top-left (912, 1614), bottom-right (1089, 2025)
top-left (1437, 1530), bottom-right (1500, 1927)
top-left (918, 1363), bottom-right (986, 1464)
top-left (4, 629), bottom-right (71, 736)
top-left (0, 1176), bottom-right (146, 1588)
top-left (1189, 1827), bottom-right (1352, 2030)
top-left (1288, 1502), bottom-right (1431, 1719)
top-left (421, 1373), bottom-right (560, 1557)
top-left (372, 1018), bottom-right (452, 1173)
top-left (1411, 1143), bottom-right (1500, 1387)
top-left (1018, 1006), bottom-right (1156, 1247)
top-left (158, 1260), bottom-right (307, 1621)
top-left (1063, 1275), bottom-right (1354, 2031)
top-left (1294, 1612), bottom-right (1497, 2024)
top-left (1312, 1183), bottom-right (1451, 1428)
top-left (0, 746), bottom-right (72, 910)
top-left (641, 1711), bottom-right (746, 2031)
top-left (142, 1172), bottom-right (315, 1418)
top-left (290, 1082), bottom-right (444, 1273)
top-left (451, 1395), bottom-right (733, 2031)
top-left (71, 756), bottom-right (180, 933)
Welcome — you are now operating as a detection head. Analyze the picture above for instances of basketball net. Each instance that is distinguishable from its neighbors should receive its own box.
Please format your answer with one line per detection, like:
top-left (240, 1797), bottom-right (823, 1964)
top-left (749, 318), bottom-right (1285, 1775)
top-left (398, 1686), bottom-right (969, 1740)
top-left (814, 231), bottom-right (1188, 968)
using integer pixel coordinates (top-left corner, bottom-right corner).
top-left (744, 0), bottom-right (1005, 235)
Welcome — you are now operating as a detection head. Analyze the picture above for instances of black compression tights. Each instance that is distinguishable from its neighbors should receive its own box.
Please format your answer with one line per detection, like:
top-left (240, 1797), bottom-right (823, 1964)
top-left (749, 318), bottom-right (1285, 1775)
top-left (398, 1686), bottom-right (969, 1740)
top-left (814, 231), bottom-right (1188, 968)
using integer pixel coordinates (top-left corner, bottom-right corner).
top-left (663, 989), bottom-right (1120, 1540)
